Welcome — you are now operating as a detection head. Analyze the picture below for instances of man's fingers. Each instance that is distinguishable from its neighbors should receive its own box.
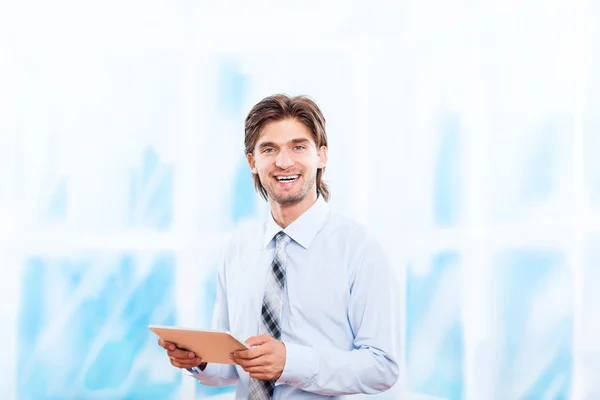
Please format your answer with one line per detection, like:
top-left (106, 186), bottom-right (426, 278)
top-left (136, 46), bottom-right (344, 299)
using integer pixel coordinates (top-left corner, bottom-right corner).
top-left (158, 339), bottom-right (196, 359)
top-left (170, 357), bottom-right (203, 369)
top-left (233, 344), bottom-right (268, 360)
top-left (232, 354), bottom-right (266, 368)
top-left (170, 356), bottom-right (200, 364)
top-left (233, 348), bottom-right (264, 360)
top-left (167, 348), bottom-right (196, 359)
top-left (171, 359), bottom-right (197, 369)
top-left (158, 338), bottom-right (177, 350)
top-left (245, 334), bottom-right (271, 347)
top-left (241, 365), bottom-right (267, 373)
top-left (158, 339), bottom-right (182, 352)
top-left (159, 339), bottom-right (202, 370)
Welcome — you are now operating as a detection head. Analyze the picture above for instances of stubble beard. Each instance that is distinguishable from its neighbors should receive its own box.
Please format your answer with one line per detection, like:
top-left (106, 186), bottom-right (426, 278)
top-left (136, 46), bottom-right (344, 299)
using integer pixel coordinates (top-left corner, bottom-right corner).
top-left (264, 173), bottom-right (317, 206)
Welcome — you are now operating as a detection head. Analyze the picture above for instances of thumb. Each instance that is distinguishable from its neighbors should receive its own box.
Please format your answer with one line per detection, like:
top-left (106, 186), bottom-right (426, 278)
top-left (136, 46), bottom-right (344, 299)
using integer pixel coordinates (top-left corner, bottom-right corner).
top-left (245, 334), bottom-right (271, 347)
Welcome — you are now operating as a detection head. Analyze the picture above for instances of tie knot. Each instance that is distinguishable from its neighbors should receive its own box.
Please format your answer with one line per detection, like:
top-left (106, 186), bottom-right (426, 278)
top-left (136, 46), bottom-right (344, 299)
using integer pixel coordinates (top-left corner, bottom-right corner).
top-left (275, 231), bottom-right (291, 249)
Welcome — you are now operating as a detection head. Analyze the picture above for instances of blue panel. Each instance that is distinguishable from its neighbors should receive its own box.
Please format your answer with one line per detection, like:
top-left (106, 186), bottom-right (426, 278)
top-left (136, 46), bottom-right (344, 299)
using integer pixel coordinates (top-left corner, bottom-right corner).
top-left (128, 146), bottom-right (174, 230)
top-left (40, 177), bottom-right (67, 223)
top-left (584, 235), bottom-right (600, 326)
top-left (406, 251), bottom-right (464, 399)
top-left (232, 158), bottom-right (258, 223)
top-left (217, 59), bottom-right (248, 118)
top-left (585, 124), bottom-right (600, 208)
top-left (18, 252), bottom-right (180, 399)
top-left (492, 249), bottom-right (572, 399)
top-left (433, 113), bottom-right (461, 228)
top-left (488, 116), bottom-right (571, 223)
top-left (583, 235), bottom-right (600, 398)
top-left (519, 118), bottom-right (565, 205)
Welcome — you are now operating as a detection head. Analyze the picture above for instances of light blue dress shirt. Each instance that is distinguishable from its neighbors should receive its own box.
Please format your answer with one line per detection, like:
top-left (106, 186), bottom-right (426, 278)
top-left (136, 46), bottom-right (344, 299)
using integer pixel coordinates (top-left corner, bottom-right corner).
top-left (188, 196), bottom-right (401, 399)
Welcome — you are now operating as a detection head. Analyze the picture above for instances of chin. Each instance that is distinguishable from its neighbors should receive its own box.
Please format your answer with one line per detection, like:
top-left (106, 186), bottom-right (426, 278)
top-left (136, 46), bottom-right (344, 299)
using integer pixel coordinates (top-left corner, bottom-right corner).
top-left (270, 191), bottom-right (306, 206)
top-left (274, 196), bottom-right (304, 206)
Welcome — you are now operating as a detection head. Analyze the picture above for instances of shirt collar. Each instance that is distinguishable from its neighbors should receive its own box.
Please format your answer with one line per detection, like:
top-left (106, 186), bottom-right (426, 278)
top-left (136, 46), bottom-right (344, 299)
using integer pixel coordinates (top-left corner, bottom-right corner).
top-left (263, 195), bottom-right (330, 249)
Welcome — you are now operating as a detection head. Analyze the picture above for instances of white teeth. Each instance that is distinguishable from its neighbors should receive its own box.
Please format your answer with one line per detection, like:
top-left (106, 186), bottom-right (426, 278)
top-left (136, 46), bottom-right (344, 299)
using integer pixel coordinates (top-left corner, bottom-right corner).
top-left (276, 175), bottom-right (299, 182)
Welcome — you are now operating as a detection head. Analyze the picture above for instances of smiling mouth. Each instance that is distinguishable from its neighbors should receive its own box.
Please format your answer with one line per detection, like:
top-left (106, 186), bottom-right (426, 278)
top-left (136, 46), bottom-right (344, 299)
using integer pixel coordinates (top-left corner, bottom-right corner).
top-left (275, 175), bottom-right (299, 182)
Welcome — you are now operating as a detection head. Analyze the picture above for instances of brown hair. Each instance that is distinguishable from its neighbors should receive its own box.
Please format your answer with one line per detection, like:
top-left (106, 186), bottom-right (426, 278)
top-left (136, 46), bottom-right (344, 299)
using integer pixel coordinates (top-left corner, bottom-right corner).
top-left (244, 94), bottom-right (330, 201)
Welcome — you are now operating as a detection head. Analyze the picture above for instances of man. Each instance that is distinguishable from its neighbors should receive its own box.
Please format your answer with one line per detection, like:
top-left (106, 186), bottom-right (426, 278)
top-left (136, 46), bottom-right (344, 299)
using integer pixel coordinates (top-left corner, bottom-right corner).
top-left (158, 94), bottom-right (401, 399)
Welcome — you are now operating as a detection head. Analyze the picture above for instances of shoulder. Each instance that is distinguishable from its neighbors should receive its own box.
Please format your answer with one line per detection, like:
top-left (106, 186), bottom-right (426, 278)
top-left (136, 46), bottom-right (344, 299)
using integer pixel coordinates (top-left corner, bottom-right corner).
top-left (325, 211), bottom-right (388, 258)
top-left (323, 211), bottom-right (393, 287)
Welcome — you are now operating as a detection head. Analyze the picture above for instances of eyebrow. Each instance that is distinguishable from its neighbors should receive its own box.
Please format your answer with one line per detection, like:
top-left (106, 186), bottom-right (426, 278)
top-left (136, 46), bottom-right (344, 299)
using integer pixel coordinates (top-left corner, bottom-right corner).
top-left (290, 138), bottom-right (310, 145)
top-left (257, 138), bottom-right (312, 149)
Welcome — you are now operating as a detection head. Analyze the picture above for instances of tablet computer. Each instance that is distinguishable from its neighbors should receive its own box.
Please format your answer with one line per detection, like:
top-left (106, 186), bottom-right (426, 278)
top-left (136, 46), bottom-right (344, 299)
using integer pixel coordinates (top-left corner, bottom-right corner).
top-left (149, 325), bottom-right (249, 365)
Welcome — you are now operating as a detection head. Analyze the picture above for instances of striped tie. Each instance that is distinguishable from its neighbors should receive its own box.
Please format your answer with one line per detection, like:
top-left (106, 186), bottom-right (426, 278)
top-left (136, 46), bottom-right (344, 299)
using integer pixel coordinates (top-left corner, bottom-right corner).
top-left (248, 231), bottom-right (291, 400)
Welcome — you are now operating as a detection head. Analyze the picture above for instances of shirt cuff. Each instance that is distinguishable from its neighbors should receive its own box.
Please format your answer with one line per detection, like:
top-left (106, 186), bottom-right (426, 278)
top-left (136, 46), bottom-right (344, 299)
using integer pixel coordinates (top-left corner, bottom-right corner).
top-left (276, 342), bottom-right (318, 387)
top-left (185, 362), bottom-right (208, 376)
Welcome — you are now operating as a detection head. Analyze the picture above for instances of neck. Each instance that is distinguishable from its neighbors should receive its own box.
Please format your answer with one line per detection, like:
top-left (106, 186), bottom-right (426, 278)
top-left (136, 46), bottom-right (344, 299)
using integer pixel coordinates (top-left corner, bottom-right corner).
top-left (269, 190), bottom-right (318, 229)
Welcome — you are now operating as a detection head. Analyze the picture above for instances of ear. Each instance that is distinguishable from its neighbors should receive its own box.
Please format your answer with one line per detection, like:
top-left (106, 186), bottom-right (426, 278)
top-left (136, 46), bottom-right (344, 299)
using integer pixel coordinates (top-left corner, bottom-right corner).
top-left (247, 153), bottom-right (258, 174)
top-left (317, 146), bottom-right (328, 169)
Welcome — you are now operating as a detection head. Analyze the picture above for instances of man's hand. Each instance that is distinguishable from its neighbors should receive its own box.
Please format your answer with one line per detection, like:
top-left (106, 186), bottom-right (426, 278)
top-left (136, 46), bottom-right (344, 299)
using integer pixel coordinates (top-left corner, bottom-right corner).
top-left (230, 334), bottom-right (286, 380)
top-left (157, 338), bottom-right (204, 369)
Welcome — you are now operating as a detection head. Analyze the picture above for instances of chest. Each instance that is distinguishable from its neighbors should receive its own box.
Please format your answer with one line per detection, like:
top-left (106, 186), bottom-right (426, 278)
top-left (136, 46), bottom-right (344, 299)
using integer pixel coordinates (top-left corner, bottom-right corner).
top-left (225, 246), bottom-right (352, 336)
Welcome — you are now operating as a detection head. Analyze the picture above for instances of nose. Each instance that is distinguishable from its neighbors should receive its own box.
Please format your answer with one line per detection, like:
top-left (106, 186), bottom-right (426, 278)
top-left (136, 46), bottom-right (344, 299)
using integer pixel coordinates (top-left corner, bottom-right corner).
top-left (275, 149), bottom-right (294, 169)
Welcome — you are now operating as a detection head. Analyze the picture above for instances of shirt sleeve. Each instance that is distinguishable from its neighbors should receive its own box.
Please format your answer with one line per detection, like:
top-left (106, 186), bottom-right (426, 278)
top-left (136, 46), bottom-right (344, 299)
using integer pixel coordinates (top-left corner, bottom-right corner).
top-left (186, 247), bottom-right (238, 387)
top-left (276, 236), bottom-right (401, 395)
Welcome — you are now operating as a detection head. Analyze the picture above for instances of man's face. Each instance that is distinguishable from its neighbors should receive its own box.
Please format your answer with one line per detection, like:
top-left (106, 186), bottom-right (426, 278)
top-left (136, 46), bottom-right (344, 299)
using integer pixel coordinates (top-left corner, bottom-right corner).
top-left (247, 118), bottom-right (327, 206)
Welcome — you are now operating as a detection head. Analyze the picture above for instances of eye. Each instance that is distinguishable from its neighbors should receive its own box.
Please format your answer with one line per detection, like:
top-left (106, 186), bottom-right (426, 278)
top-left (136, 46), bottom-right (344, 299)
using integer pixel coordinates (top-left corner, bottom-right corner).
top-left (262, 148), bottom-right (275, 154)
top-left (294, 145), bottom-right (305, 151)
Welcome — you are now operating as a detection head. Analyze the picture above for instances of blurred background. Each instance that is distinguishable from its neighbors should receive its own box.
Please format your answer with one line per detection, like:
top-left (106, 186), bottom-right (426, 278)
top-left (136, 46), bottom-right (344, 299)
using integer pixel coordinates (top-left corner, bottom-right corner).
top-left (1, 0), bottom-right (599, 399)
